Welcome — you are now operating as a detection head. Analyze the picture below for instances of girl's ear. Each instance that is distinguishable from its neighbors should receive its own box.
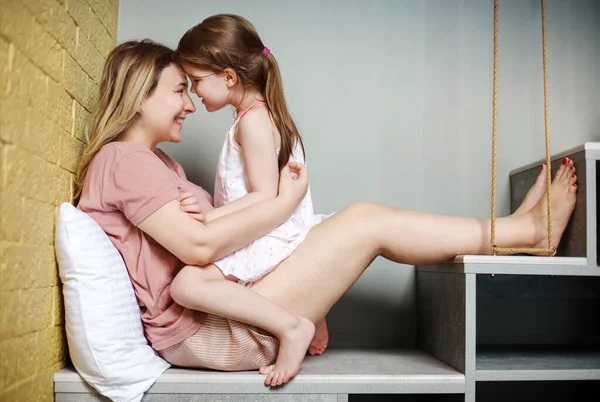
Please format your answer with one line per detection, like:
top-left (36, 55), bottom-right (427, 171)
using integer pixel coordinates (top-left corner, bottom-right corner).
top-left (223, 68), bottom-right (238, 88)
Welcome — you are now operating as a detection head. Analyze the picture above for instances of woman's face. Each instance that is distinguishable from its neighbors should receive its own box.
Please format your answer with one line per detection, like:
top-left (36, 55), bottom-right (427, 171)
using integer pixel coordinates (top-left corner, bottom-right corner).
top-left (139, 63), bottom-right (196, 144)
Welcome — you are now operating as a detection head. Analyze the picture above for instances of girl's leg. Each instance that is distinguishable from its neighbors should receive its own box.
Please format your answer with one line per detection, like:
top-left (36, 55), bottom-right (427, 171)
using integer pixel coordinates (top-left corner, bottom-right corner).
top-left (170, 264), bottom-right (314, 386)
top-left (251, 161), bottom-right (577, 325)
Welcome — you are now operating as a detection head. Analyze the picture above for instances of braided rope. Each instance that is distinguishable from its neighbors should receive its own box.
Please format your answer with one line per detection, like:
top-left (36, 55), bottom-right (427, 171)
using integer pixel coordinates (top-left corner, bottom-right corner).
top-left (490, 0), bottom-right (499, 250)
top-left (491, 0), bottom-right (556, 257)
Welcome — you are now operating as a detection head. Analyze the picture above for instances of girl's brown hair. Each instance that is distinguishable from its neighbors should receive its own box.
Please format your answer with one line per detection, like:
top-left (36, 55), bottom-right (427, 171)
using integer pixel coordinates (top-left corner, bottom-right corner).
top-left (176, 14), bottom-right (305, 171)
top-left (74, 39), bottom-right (179, 202)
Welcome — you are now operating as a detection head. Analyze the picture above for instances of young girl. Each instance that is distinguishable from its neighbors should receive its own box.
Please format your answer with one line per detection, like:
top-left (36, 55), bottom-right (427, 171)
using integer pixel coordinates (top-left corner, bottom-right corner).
top-left (173, 14), bottom-right (331, 383)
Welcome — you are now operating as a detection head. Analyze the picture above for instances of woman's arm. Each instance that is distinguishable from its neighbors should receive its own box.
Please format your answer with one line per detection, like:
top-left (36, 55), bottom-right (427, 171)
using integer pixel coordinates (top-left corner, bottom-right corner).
top-left (201, 109), bottom-right (279, 223)
top-left (138, 162), bottom-right (308, 266)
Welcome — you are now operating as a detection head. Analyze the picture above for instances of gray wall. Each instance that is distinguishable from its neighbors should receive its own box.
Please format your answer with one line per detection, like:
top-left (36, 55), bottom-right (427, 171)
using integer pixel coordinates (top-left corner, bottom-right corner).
top-left (117, 0), bottom-right (600, 348)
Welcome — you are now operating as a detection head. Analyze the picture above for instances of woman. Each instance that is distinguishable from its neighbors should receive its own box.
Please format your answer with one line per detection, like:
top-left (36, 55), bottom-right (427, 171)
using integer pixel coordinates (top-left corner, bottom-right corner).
top-left (75, 39), bottom-right (578, 387)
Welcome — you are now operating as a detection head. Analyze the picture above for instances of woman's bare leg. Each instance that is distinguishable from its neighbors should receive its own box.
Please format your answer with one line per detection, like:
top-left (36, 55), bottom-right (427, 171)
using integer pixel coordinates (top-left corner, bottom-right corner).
top-left (301, 158), bottom-right (569, 358)
top-left (251, 161), bottom-right (577, 328)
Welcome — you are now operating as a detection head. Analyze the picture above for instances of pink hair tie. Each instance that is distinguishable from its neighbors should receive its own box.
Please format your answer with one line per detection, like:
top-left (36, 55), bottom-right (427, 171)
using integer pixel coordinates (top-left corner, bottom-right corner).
top-left (262, 47), bottom-right (270, 56)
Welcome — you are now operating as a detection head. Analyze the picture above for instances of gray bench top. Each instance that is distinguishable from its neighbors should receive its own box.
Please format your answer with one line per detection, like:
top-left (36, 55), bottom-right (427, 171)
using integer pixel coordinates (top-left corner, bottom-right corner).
top-left (55, 348), bottom-right (465, 395)
top-left (417, 255), bottom-right (597, 276)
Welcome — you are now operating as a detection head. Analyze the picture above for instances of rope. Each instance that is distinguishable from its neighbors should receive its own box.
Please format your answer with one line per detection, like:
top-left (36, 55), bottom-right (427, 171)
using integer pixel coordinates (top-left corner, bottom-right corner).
top-left (490, 0), bottom-right (499, 250)
top-left (490, 0), bottom-right (556, 257)
top-left (540, 0), bottom-right (555, 252)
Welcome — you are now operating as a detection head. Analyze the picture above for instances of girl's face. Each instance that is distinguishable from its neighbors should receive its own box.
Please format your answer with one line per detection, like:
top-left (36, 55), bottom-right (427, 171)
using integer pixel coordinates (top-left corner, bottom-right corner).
top-left (183, 64), bottom-right (231, 112)
top-left (140, 63), bottom-right (196, 144)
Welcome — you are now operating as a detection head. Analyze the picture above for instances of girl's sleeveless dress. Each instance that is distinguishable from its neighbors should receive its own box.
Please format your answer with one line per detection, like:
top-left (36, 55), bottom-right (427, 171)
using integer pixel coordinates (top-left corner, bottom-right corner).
top-left (212, 101), bottom-right (330, 284)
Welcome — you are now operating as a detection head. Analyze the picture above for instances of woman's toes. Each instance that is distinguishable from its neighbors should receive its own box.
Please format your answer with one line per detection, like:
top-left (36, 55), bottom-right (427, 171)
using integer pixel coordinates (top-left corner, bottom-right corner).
top-left (556, 163), bottom-right (566, 179)
top-left (569, 183), bottom-right (577, 194)
top-left (558, 160), bottom-right (573, 182)
top-left (569, 174), bottom-right (577, 185)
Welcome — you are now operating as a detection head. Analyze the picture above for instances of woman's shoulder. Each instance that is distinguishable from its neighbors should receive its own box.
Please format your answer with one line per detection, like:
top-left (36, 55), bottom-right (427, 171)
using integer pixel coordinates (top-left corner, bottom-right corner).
top-left (154, 147), bottom-right (187, 179)
top-left (93, 142), bottom-right (170, 169)
top-left (98, 141), bottom-right (154, 159)
top-left (90, 141), bottom-right (186, 180)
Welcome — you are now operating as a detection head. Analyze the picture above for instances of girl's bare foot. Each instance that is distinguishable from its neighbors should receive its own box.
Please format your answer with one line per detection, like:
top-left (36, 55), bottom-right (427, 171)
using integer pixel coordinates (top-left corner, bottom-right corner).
top-left (259, 316), bottom-right (315, 387)
top-left (528, 159), bottom-right (577, 252)
top-left (308, 318), bottom-right (329, 356)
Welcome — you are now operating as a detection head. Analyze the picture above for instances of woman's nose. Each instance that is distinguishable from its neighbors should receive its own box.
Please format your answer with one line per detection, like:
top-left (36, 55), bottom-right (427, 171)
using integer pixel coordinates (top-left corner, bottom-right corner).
top-left (184, 93), bottom-right (196, 114)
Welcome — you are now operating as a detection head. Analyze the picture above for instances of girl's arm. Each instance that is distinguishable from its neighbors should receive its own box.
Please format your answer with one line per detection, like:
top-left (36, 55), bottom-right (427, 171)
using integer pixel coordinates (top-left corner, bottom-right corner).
top-left (201, 109), bottom-right (280, 223)
top-left (138, 162), bottom-right (308, 267)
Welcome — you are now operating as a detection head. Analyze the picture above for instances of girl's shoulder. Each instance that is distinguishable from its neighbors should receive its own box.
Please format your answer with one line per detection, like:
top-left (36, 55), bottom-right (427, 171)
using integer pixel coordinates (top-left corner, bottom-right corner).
top-left (233, 104), bottom-right (274, 139)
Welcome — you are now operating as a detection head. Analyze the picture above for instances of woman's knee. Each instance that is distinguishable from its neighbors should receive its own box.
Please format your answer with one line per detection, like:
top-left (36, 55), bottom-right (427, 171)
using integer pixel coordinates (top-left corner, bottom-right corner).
top-left (344, 201), bottom-right (390, 248)
top-left (346, 200), bottom-right (382, 219)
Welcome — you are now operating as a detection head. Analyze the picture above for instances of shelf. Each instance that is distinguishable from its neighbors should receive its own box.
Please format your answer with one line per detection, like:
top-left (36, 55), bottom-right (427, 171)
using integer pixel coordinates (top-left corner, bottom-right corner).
top-left (417, 255), bottom-right (598, 276)
top-left (55, 349), bottom-right (466, 395)
top-left (509, 142), bottom-right (600, 176)
top-left (475, 345), bottom-right (600, 381)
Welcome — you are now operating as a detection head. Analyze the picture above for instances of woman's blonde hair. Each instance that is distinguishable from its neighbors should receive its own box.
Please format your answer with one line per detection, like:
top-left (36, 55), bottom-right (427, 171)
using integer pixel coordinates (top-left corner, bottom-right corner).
top-left (74, 39), bottom-right (179, 202)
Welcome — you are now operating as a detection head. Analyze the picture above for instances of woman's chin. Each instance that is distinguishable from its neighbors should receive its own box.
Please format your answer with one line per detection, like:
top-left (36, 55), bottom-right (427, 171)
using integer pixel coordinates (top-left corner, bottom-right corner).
top-left (166, 132), bottom-right (183, 143)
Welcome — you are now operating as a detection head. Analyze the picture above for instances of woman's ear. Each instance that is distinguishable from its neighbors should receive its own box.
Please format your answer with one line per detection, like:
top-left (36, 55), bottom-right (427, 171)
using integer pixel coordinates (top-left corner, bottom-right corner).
top-left (137, 100), bottom-right (145, 116)
top-left (223, 68), bottom-right (238, 88)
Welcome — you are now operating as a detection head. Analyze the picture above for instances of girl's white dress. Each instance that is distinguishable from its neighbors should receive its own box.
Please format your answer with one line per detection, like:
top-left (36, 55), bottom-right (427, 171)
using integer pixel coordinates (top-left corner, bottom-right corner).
top-left (212, 102), bottom-right (330, 284)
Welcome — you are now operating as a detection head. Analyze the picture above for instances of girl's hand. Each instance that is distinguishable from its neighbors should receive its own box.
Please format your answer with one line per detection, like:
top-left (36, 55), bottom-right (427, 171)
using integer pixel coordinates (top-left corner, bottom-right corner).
top-left (278, 162), bottom-right (308, 205)
top-left (178, 192), bottom-right (204, 222)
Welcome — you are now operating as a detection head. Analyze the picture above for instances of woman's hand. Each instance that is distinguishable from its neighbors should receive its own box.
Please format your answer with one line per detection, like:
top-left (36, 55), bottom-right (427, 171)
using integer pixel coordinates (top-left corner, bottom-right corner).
top-left (178, 192), bottom-right (204, 222)
top-left (278, 162), bottom-right (308, 205)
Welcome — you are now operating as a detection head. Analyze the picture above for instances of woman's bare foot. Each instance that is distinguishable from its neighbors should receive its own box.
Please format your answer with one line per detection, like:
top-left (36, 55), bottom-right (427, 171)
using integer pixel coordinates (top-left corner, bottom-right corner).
top-left (514, 158), bottom-right (576, 215)
top-left (259, 316), bottom-right (315, 387)
top-left (308, 318), bottom-right (329, 356)
top-left (513, 164), bottom-right (548, 215)
top-left (528, 159), bottom-right (577, 251)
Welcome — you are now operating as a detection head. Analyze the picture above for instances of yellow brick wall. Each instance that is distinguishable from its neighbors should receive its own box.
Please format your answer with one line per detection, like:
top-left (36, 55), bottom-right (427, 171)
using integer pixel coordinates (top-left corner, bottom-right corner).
top-left (0, 0), bottom-right (119, 400)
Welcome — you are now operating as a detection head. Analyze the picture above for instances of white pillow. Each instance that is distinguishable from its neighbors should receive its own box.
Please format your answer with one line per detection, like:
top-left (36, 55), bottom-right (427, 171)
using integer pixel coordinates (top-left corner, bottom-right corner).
top-left (55, 202), bottom-right (170, 402)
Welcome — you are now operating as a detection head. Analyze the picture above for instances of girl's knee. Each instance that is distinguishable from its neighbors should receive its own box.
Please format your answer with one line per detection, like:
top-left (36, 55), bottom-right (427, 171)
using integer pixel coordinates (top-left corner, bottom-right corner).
top-left (170, 265), bottom-right (198, 305)
top-left (171, 265), bottom-right (203, 306)
top-left (170, 264), bottom-right (224, 306)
